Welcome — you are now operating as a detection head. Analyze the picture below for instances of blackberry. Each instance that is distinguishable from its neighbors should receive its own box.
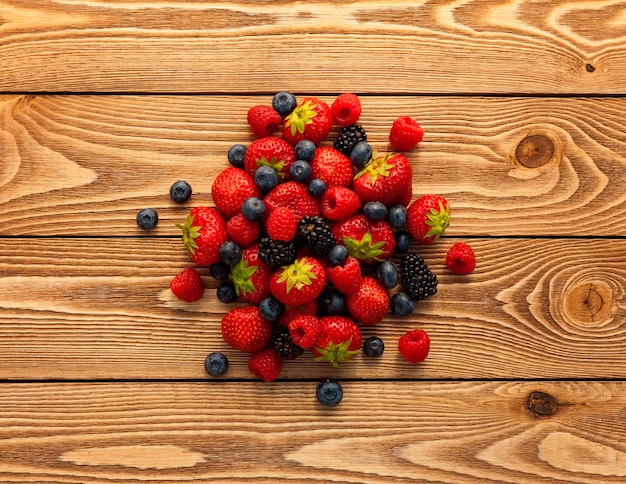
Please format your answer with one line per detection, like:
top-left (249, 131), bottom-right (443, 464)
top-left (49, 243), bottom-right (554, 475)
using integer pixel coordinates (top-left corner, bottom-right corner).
top-left (298, 216), bottom-right (335, 257)
top-left (334, 124), bottom-right (367, 156)
top-left (273, 330), bottom-right (304, 360)
top-left (258, 237), bottom-right (297, 268)
top-left (400, 254), bottom-right (438, 301)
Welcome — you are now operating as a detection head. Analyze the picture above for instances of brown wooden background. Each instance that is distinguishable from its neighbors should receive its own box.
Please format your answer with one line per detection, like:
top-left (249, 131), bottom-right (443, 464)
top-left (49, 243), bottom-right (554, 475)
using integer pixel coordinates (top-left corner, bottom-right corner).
top-left (1, 1), bottom-right (626, 482)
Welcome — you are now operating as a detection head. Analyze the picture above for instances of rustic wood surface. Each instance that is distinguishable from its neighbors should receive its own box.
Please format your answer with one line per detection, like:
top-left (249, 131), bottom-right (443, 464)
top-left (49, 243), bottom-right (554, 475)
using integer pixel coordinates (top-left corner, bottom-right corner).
top-left (1, 1), bottom-right (626, 482)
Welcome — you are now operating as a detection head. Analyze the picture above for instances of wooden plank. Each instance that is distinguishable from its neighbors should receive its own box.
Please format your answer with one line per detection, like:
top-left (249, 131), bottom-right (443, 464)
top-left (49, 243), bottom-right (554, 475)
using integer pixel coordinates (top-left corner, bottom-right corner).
top-left (0, 1), bottom-right (623, 94)
top-left (0, 380), bottom-right (625, 483)
top-left (1, 237), bottom-right (625, 380)
top-left (1, 95), bottom-right (625, 236)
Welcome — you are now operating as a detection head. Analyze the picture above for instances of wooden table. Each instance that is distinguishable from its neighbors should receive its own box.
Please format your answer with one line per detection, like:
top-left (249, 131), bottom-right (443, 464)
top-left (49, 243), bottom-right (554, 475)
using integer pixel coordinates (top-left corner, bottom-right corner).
top-left (1, 1), bottom-right (625, 482)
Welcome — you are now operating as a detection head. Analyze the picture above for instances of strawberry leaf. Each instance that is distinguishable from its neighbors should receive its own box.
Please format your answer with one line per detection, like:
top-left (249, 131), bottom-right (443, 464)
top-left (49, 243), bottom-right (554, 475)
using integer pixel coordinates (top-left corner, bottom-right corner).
top-left (284, 100), bottom-right (318, 136)
top-left (176, 214), bottom-right (201, 255)
top-left (354, 153), bottom-right (395, 185)
top-left (423, 200), bottom-right (451, 241)
top-left (314, 339), bottom-right (360, 367)
top-left (230, 259), bottom-right (258, 296)
top-left (277, 258), bottom-right (317, 293)
top-left (342, 232), bottom-right (386, 263)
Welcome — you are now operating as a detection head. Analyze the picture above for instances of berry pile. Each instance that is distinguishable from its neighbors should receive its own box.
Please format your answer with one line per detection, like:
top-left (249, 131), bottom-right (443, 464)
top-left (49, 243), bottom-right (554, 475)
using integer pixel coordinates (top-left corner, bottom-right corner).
top-left (137, 92), bottom-right (477, 406)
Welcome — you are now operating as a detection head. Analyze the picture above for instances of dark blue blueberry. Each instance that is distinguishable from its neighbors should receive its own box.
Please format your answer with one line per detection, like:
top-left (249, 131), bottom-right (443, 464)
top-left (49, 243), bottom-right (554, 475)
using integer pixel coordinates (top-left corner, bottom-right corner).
top-left (136, 208), bottom-right (158, 230)
top-left (219, 240), bottom-right (242, 266)
top-left (272, 91), bottom-right (297, 117)
top-left (209, 261), bottom-right (230, 280)
top-left (169, 180), bottom-right (192, 203)
top-left (377, 260), bottom-right (399, 289)
top-left (295, 139), bottom-right (316, 162)
top-left (363, 336), bottom-right (385, 357)
top-left (318, 288), bottom-right (345, 315)
top-left (388, 205), bottom-right (408, 229)
top-left (363, 201), bottom-right (388, 221)
top-left (316, 379), bottom-right (343, 407)
top-left (227, 143), bottom-right (247, 168)
top-left (328, 244), bottom-right (349, 266)
top-left (204, 352), bottom-right (229, 377)
top-left (290, 160), bottom-right (312, 181)
top-left (350, 141), bottom-right (372, 169)
top-left (390, 291), bottom-right (414, 316)
top-left (394, 230), bottom-right (411, 254)
top-left (241, 196), bottom-right (266, 220)
top-left (308, 178), bottom-right (327, 197)
top-left (217, 281), bottom-right (237, 303)
top-left (259, 296), bottom-right (284, 322)
top-left (254, 165), bottom-right (279, 192)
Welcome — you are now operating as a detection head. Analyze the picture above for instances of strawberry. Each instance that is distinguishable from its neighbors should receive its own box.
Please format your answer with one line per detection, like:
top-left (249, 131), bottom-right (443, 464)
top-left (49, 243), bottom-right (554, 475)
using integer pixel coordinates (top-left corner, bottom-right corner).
top-left (310, 146), bottom-right (354, 188)
top-left (288, 314), bottom-right (321, 348)
top-left (345, 276), bottom-right (389, 325)
top-left (311, 316), bottom-right (362, 367)
top-left (269, 256), bottom-right (326, 306)
top-left (389, 116), bottom-right (424, 152)
top-left (282, 97), bottom-right (333, 146)
top-left (170, 267), bottom-right (205, 302)
top-left (407, 195), bottom-right (450, 244)
top-left (353, 153), bottom-right (412, 208)
top-left (265, 206), bottom-right (298, 242)
top-left (398, 329), bottom-right (430, 363)
top-left (331, 93), bottom-right (362, 126)
top-left (243, 136), bottom-right (296, 181)
top-left (325, 255), bottom-right (362, 294)
top-left (332, 214), bottom-right (396, 264)
top-left (320, 186), bottom-right (361, 221)
top-left (177, 206), bottom-right (228, 266)
top-left (221, 305), bottom-right (273, 353)
top-left (247, 105), bottom-right (281, 137)
top-left (446, 242), bottom-right (476, 274)
top-left (229, 244), bottom-right (272, 304)
top-left (211, 167), bottom-right (262, 218)
top-left (226, 213), bottom-right (260, 248)
top-left (248, 347), bottom-right (283, 382)
top-left (263, 181), bottom-right (320, 220)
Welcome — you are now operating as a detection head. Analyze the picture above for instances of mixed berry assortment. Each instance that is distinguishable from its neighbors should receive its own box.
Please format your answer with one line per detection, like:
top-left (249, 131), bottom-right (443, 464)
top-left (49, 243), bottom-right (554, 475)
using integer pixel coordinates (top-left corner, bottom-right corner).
top-left (137, 92), bottom-right (476, 406)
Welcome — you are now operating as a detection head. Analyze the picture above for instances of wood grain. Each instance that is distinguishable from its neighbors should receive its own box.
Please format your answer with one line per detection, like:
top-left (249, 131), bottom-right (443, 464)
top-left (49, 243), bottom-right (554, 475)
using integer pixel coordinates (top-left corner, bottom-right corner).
top-left (1, 381), bottom-right (625, 483)
top-left (1, 237), bottom-right (624, 380)
top-left (0, 0), bottom-right (624, 93)
top-left (1, 95), bottom-right (625, 236)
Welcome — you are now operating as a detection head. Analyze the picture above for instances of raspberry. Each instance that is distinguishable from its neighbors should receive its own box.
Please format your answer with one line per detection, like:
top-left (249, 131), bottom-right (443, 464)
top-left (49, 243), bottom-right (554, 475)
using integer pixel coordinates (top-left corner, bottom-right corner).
top-left (288, 315), bottom-right (321, 348)
top-left (170, 267), bottom-right (205, 302)
top-left (226, 213), bottom-right (260, 248)
top-left (247, 105), bottom-right (282, 137)
top-left (331, 93), bottom-right (362, 126)
top-left (320, 186), bottom-right (361, 221)
top-left (265, 206), bottom-right (298, 242)
top-left (248, 348), bottom-right (283, 382)
top-left (389, 116), bottom-right (424, 152)
top-left (446, 242), bottom-right (476, 275)
top-left (398, 329), bottom-right (430, 363)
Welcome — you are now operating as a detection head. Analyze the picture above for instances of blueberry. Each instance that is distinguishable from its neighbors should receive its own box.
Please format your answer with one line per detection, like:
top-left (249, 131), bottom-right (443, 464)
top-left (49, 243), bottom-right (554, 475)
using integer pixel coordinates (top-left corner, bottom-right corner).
top-left (219, 240), bottom-right (242, 266)
top-left (319, 288), bottom-right (345, 315)
top-left (205, 352), bottom-right (229, 377)
top-left (290, 160), bottom-right (311, 181)
top-left (242, 196), bottom-right (266, 220)
top-left (394, 230), bottom-right (411, 254)
top-left (363, 201), bottom-right (387, 221)
top-left (388, 205), bottom-right (408, 229)
top-left (259, 296), bottom-right (284, 322)
top-left (169, 180), bottom-right (192, 203)
top-left (254, 165), bottom-right (279, 192)
top-left (328, 244), bottom-right (349, 266)
top-left (377, 260), bottom-right (399, 289)
top-left (390, 291), bottom-right (414, 316)
top-left (316, 379), bottom-right (343, 407)
top-left (272, 91), bottom-right (297, 117)
top-left (295, 139), bottom-right (316, 162)
top-left (363, 336), bottom-right (385, 357)
top-left (350, 141), bottom-right (372, 169)
top-left (227, 143), bottom-right (247, 168)
top-left (217, 281), bottom-right (237, 303)
top-left (136, 208), bottom-right (158, 230)
top-left (308, 178), bottom-right (327, 197)
top-left (210, 261), bottom-right (230, 280)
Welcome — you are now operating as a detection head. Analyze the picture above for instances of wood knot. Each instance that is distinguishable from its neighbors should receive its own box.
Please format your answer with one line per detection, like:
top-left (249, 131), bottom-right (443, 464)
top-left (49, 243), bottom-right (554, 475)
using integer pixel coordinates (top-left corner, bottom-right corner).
top-left (528, 391), bottom-right (558, 416)
top-left (516, 135), bottom-right (554, 168)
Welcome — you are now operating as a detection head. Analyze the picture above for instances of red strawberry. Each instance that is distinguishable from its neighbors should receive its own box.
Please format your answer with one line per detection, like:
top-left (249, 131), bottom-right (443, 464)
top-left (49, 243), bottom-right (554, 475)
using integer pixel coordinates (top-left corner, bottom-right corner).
top-left (345, 276), bottom-right (389, 325)
top-left (320, 186), bottom-right (361, 221)
top-left (446, 242), bottom-right (476, 274)
top-left (282, 97), bottom-right (333, 146)
top-left (311, 316), bottom-right (362, 367)
top-left (263, 181), bottom-right (320, 220)
top-left (170, 267), bottom-right (205, 302)
top-left (398, 329), bottom-right (430, 363)
top-left (226, 213), bottom-right (260, 248)
top-left (331, 93), bottom-right (362, 126)
top-left (229, 244), bottom-right (272, 304)
top-left (353, 153), bottom-right (412, 208)
top-left (221, 305), bottom-right (273, 353)
top-left (325, 255), bottom-right (362, 294)
top-left (277, 300), bottom-right (318, 327)
top-left (407, 195), bottom-right (450, 244)
top-left (265, 206), bottom-right (298, 242)
top-left (310, 146), bottom-right (354, 188)
top-left (332, 214), bottom-right (396, 264)
top-left (211, 167), bottom-right (262, 218)
top-left (389, 116), bottom-right (424, 152)
top-left (177, 206), bottom-right (228, 266)
top-left (248, 347), bottom-right (283, 382)
top-left (269, 256), bottom-right (326, 306)
top-left (243, 136), bottom-right (296, 180)
top-left (247, 105), bottom-right (281, 137)
top-left (288, 314), bottom-right (321, 348)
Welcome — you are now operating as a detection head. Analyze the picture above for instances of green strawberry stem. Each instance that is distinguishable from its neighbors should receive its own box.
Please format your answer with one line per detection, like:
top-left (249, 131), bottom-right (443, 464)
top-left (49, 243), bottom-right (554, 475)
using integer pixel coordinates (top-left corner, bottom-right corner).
top-left (284, 100), bottom-right (317, 136)
top-left (230, 258), bottom-right (258, 296)
top-left (424, 201), bottom-right (451, 241)
top-left (277, 258), bottom-right (317, 293)
top-left (314, 338), bottom-right (360, 367)
top-left (342, 232), bottom-right (386, 263)
top-left (354, 152), bottom-right (394, 184)
top-left (176, 214), bottom-right (200, 255)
